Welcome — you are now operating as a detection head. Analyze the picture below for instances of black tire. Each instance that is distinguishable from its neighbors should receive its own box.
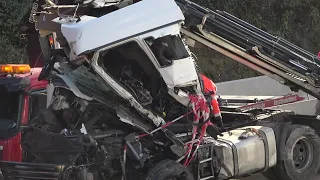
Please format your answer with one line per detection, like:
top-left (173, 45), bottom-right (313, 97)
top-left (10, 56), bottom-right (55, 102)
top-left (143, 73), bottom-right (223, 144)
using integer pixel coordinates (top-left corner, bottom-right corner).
top-left (144, 160), bottom-right (194, 180)
top-left (263, 125), bottom-right (320, 180)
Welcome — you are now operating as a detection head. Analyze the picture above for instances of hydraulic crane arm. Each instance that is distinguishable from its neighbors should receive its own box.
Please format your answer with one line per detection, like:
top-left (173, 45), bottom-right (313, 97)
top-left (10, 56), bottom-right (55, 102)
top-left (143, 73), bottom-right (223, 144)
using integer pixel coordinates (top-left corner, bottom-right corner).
top-left (175, 0), bottom-right (320, 99)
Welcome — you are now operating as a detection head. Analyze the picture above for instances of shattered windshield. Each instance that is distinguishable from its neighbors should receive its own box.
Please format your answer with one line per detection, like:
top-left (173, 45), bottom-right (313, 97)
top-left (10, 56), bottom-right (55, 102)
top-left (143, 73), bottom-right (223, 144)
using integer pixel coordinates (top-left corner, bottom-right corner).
top-left (57, 62), bottom-right (115, 104)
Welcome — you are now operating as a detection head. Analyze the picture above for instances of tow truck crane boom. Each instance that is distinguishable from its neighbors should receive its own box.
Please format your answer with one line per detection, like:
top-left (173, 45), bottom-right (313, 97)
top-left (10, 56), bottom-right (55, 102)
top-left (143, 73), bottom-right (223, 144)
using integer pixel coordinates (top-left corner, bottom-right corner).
top-left (175, 0), bottom-right (320, 99)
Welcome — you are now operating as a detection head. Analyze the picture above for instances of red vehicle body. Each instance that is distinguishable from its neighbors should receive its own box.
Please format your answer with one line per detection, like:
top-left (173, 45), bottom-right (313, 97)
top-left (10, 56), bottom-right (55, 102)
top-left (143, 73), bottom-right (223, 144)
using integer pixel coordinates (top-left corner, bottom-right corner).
top-left (0, 68), bottom-right (48, 162)
top-left (0, 0), bottom-right (52, 162)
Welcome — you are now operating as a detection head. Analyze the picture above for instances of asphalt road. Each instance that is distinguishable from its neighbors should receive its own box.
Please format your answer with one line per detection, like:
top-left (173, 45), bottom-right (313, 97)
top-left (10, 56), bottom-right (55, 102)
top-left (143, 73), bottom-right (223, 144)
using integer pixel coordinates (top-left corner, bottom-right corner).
top-left (240, 173), bottom-right (266, 180)
top-left (240, 173), bottom-right (320, 180)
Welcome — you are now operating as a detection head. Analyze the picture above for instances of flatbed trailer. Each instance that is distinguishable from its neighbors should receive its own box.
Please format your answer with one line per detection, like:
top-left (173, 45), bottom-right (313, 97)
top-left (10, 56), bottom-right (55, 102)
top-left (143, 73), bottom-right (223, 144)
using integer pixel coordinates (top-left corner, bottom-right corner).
top-left (218, 94), bottom-right (305, 110)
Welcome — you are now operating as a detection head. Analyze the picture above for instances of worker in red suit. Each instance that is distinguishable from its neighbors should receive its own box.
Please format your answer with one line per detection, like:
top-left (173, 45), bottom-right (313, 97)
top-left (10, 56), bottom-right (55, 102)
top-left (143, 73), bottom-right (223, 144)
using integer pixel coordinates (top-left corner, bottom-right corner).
top-left (200, 74), bottom-right (223, 123)
top-left (198, 74), bottom-right (224, 139)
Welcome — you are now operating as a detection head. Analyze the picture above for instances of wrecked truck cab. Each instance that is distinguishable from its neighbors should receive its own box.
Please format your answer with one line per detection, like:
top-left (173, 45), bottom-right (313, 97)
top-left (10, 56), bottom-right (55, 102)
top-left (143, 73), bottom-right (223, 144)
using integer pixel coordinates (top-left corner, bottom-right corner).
top-left (90, 28), bottom-right (201, 108)
top-left (58, 0), bottom-right (200, 89)
top-left (44, 0), bottom-right (204, 127)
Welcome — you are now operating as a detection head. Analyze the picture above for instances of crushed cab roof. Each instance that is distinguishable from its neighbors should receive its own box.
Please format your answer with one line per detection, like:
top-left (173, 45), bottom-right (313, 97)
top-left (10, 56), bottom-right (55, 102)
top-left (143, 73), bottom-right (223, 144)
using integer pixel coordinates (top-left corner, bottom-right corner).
top-left (60, 0), bottom-right (185, 55)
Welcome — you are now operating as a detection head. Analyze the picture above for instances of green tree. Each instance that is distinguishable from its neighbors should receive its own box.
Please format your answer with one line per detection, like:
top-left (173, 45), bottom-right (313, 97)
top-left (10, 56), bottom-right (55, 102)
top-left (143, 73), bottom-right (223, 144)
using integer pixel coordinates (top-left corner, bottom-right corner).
top-left (0, 0), bottom-right (32, 63)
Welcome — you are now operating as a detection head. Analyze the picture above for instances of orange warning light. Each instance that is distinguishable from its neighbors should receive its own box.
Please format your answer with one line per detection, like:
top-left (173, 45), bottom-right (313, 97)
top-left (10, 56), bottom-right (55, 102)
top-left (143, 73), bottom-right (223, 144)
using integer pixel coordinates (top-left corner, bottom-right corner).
top-left (0, 64), bottom-right (31, 74)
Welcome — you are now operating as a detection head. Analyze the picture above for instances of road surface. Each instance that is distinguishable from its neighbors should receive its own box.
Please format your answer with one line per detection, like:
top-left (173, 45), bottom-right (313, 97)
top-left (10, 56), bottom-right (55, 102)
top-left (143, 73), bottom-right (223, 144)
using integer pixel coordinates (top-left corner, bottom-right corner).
top-left (240, 174), bottom-right (270, 180)
top-left (240, 173), bottom-right (319, 180)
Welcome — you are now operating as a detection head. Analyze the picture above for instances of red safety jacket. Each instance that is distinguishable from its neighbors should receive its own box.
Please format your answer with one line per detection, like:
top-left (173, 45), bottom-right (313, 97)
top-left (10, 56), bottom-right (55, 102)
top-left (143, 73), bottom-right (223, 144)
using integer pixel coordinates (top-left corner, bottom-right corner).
top-left (200, 74), bottom-right (222, 119)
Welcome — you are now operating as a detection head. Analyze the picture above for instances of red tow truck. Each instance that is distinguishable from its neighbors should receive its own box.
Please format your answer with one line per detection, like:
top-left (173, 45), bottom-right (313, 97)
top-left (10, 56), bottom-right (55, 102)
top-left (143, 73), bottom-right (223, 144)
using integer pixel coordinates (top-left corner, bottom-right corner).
top-left (0, 65), bottom-right (47, 162)
top-left (0, 0), bottom-right (56, 163)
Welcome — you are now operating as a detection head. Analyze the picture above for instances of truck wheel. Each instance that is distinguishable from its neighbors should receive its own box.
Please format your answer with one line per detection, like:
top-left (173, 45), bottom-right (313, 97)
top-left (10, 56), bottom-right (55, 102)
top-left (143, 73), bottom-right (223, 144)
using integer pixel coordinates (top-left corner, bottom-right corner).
top-left (263, 125), bottom-right (320, 180)
top-left (144, 160), bottom-right (194, 180)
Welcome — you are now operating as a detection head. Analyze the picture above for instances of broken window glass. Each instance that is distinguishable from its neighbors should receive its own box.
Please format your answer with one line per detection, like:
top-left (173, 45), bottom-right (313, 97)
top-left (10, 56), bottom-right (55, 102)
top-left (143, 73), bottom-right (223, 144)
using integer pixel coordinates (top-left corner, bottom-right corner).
top-left (145, 35), bottom-right (190, 67)
top-left (98, 41), bottom-right (158, 106)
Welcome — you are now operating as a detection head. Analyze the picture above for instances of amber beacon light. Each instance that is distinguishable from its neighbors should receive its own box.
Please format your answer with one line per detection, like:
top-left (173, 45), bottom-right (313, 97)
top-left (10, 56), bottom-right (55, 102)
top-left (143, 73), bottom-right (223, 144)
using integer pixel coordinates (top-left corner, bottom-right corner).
top-left (0, 64), bottom-right (31, 74)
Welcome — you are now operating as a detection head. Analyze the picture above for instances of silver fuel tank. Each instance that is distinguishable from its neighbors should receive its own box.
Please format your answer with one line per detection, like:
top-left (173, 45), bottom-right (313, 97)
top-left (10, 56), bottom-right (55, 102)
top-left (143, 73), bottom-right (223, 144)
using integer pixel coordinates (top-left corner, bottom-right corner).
top-left (214, 126), bottom-right (277, 179)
